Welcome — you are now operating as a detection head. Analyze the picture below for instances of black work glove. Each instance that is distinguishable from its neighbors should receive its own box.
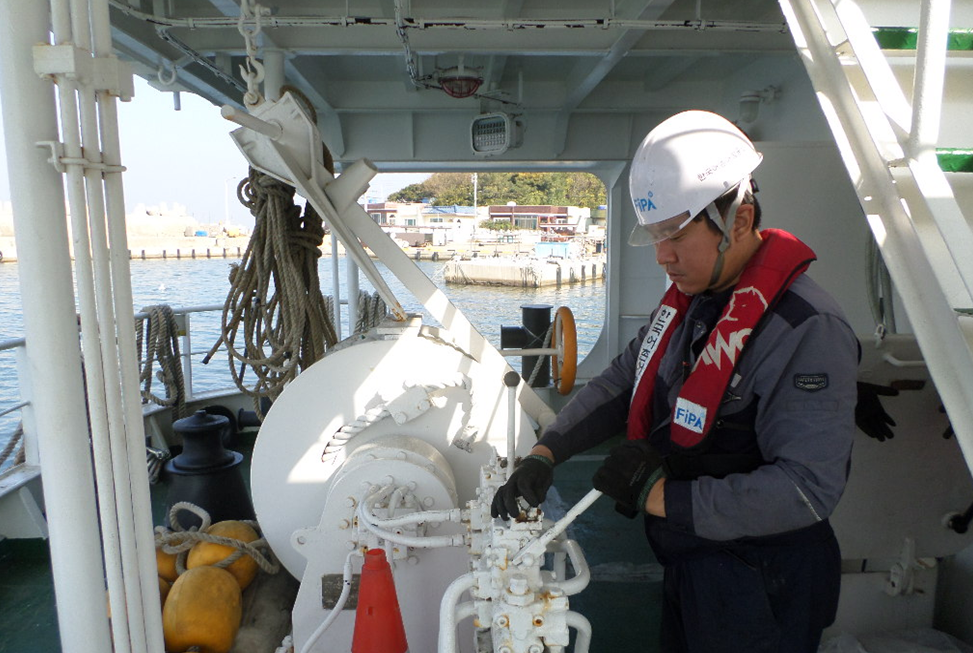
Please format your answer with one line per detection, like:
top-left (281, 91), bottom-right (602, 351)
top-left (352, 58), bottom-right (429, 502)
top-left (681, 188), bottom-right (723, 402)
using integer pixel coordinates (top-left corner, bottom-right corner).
top-left (856, 382), bottom-right (899, 442)
top-left (491, 454), bottom-right (555, 520)
top-left (592, 440), bottom-right (665, 519)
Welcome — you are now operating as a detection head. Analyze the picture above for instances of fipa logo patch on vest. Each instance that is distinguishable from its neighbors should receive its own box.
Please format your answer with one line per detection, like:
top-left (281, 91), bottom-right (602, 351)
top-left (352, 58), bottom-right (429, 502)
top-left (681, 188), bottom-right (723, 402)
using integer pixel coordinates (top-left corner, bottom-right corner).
top-left (673, 397), bottom-right (707, 434)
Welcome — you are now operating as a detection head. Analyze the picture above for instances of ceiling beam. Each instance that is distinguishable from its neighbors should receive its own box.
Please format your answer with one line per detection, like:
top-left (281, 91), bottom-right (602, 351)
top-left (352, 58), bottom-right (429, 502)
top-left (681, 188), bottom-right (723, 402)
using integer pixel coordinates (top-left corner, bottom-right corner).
top-left (553, 0), bottom-right (677, 154)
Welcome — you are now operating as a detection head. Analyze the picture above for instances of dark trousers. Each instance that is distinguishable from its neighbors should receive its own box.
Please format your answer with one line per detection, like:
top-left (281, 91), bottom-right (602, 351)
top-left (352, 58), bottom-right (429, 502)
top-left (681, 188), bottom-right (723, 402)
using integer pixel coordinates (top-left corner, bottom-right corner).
top-left (650, 520), bottom-right (841, 653)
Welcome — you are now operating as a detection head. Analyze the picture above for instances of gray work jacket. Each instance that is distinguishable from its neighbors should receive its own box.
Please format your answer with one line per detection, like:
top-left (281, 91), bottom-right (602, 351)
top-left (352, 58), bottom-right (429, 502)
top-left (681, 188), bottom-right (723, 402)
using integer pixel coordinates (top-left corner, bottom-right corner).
top-left (537, 273), bottom-right (859, 542)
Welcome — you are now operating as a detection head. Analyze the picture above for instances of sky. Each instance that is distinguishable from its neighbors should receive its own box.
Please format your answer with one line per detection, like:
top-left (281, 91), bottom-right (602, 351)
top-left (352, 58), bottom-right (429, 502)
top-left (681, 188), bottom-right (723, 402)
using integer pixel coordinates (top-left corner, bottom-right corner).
top-left (0, 76), bottom-right (429, 229)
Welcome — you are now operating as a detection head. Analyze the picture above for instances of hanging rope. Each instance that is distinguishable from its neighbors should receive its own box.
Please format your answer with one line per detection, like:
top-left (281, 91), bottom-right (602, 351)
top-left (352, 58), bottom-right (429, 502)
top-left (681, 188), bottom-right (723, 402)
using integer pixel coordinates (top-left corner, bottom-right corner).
top-left (206, 170), bottom-right (338, 416)
top-left (136, 304), bottom-right (187, 419)
top-left (354, 290), bottom-right (388, 335)
top-left (0, 422), bottom-right (24, 469)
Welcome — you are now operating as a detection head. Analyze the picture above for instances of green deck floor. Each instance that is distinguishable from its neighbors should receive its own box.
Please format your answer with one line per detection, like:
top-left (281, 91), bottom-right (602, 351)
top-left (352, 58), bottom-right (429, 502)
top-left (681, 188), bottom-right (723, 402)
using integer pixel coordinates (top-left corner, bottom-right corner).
top-left (551, 435), bottom-right (664, 652)
top-left (0, 538), bottom-right (60, 652)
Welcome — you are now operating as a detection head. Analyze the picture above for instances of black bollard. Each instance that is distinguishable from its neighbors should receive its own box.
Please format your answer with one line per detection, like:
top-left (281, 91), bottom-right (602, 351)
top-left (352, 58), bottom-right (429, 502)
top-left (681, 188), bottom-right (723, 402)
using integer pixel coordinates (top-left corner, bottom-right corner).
top-left (163, 410), bottom-right (255, 530)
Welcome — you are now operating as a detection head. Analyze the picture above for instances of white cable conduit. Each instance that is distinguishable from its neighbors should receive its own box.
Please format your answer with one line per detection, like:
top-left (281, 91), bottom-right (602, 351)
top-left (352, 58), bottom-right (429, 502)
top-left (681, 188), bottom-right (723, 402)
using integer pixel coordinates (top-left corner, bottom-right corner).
top-left (0, 2), bottom-right (113, 651)
top-left (299, 550), bottom-right (359, 653)
top-left (105, 2), bottom-right (787, 33)
top-left (438, 572), bottom-right (476, 653)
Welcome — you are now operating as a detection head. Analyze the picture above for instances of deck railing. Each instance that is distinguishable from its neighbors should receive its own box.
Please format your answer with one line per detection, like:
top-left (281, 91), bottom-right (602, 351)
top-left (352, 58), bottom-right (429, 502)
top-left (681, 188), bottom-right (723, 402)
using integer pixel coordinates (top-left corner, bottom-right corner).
top-left (0, 304), bottom-right (236, 478)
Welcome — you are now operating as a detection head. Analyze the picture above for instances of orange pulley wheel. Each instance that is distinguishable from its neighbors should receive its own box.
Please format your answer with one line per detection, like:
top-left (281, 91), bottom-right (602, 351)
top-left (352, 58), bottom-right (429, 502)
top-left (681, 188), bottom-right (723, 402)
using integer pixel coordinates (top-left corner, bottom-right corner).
top-left (550, 306), bottom-right (578, 395)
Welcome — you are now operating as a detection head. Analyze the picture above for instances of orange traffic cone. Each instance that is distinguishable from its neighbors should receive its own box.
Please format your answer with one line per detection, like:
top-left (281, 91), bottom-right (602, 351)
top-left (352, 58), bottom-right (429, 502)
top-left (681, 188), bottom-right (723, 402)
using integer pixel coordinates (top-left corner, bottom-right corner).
top-left (352, 549), bottom-right (409, 653)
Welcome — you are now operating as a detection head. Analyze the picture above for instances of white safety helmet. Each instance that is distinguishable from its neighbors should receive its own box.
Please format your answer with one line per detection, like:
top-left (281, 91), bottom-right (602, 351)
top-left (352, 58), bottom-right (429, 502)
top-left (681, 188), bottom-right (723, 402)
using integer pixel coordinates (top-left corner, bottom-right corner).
top-left (628, 110), bottom-right (763, 246)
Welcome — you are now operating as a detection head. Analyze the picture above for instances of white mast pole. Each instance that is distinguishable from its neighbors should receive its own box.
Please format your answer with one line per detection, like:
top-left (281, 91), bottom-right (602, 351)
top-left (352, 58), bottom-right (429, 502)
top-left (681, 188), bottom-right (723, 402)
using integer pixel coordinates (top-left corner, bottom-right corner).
top-left (0, 1), bottom-right (113, 652)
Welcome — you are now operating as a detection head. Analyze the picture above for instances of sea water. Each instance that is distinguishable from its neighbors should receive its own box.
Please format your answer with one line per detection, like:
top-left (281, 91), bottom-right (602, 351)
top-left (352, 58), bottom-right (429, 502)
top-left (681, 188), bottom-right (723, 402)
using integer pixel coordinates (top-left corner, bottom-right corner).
top-left (0, 256), bottom-right (606, 469)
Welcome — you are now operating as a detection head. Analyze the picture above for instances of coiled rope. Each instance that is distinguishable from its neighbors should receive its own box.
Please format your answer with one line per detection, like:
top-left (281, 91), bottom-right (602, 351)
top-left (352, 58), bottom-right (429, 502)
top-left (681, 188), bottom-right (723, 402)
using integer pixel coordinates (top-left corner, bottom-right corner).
top-left (206, 170), bottom-right (338, 415)
top-left (156, 502), bottom-right (280, 577)
top-left (136, 304), bottom-right (187, 419)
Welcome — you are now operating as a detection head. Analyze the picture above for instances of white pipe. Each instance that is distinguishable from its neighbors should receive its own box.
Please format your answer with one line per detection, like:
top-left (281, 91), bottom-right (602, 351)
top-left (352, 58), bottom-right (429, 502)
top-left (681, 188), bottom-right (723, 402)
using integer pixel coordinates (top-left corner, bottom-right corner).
top-left (263, 49), bottom-right (285, 101)
top-left (438, 573), bottom-right (476, 653)
top-left (506, 374), bottom-right (517, 481)
top-left (565, 611), bottom-right (593, 653)
top-left (300, 551), bottom-right (358, 653)
top-left (55, 3), bottom-right (138, 652)
top-left (547, 539), bottom-right (590, 597)
top-left (0, 2), bottom-right (113, 651)
top-left (500, 347), bottom-right (557, 357)
top-left (907, 0), bottom-right (951, 160)
top-left (92, 0), bottom-right (167, 644)
top-left (346, 255), bottom-right (360, 333)
top-left (552, 550), bottom-right (567, 585)
top-left (56, 68), bottom-right (135, 653)
top-left (331, 234), bottom-right (343, 339)
top-left (69, 0), bottom-right (152, 646)
top-left (220, 104), bottom-right (284, 139)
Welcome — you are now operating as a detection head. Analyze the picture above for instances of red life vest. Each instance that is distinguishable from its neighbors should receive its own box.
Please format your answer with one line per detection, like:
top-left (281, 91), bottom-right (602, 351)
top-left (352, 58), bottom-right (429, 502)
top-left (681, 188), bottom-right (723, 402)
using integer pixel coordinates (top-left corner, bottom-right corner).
top-left (626, 229), bottom-right (816, 450)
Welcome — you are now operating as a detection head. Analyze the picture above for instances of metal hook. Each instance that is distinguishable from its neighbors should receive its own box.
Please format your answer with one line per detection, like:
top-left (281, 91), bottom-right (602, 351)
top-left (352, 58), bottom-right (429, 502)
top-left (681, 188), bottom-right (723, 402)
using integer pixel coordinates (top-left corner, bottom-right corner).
top-left (157, 59), bottom-right (178, 87)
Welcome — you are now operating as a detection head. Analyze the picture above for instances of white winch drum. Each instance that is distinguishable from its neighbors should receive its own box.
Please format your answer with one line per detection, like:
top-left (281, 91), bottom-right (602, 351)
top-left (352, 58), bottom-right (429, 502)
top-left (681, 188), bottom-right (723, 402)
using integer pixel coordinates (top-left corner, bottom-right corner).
top-left (250, 328), bottom-right (537, 577)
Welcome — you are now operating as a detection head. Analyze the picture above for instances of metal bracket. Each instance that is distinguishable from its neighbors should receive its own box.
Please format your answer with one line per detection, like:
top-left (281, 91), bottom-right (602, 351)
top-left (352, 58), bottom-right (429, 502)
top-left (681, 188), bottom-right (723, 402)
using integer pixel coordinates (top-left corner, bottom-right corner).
top-left (35, 140), bottom-right (126, 175)
top-left (36, 141), bottom-right (66, 173)
top-left (32, 45), bottom-right (134, 100)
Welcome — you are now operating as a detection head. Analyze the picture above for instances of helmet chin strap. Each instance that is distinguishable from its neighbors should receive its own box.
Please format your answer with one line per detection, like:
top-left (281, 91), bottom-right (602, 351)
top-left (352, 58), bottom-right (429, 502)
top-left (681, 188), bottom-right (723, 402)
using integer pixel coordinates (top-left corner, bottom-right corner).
top-left (704, 180), bottom-right (749, 289)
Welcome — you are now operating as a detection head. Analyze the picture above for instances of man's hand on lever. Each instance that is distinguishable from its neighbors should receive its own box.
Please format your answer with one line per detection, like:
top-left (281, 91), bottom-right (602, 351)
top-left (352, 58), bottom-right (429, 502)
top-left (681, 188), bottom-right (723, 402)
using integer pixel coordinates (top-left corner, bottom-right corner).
top-left (491, 446), bottom-right (555, 520)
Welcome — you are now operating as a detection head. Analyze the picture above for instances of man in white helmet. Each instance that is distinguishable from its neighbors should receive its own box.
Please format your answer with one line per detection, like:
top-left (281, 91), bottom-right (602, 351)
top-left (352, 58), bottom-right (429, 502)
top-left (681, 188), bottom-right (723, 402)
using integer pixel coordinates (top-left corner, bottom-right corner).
top-left (492, 110), bottom-right (859, 652)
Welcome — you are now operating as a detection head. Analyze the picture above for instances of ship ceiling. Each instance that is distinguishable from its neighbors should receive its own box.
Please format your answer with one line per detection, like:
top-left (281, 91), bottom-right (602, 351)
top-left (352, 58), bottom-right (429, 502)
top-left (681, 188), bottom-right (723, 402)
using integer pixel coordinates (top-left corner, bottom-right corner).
top-left (108, 0), bottom-right (795, 164)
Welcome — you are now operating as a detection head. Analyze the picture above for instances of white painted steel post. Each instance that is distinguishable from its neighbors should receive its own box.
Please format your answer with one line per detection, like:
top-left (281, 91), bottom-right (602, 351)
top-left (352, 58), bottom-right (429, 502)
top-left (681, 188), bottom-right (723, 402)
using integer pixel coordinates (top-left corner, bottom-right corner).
top-left (0, 2), bottom-right (113, 652)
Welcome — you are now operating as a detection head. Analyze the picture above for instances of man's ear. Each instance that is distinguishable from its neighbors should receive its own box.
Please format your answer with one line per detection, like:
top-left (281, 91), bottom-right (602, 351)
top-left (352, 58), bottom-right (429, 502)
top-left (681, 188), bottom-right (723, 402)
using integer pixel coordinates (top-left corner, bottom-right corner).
top-left (732, 203), bottom-right (755, 238)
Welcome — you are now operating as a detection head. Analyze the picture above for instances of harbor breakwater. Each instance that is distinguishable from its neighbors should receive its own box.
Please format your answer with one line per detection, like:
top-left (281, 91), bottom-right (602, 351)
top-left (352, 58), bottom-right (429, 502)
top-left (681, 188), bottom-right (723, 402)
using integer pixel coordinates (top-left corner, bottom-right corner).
top-left (444, 256), bottom-right (606, 288)
top-left (0, 235), bottom-right (566, 264)
top-left (0, 235), bottom-right (254, 263)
